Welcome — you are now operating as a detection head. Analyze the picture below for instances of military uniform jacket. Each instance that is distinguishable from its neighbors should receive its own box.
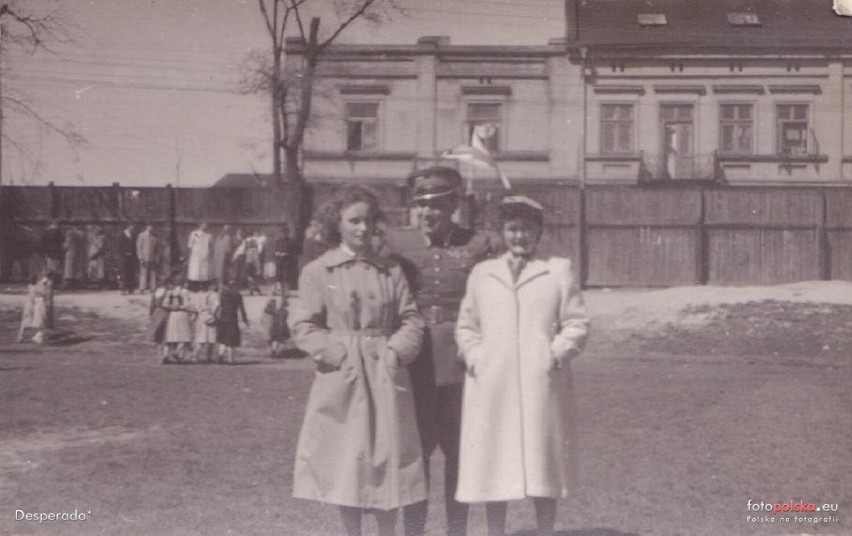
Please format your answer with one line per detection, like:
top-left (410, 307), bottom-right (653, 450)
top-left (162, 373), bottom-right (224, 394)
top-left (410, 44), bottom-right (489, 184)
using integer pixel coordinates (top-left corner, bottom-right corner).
top-left (386, 225), bottom-right (495, 386)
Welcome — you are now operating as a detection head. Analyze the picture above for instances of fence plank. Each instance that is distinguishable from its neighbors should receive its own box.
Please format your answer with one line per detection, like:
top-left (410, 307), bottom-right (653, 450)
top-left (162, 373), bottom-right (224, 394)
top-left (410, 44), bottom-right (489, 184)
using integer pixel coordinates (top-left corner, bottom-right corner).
top-left (705, 190), bottom-right (822, 226)
top-left (586, 188), bottom-right (701, 226)
top-left (586, 227), bottom-right (698, 286)
top-left (708, 229), bottom-right (820, 284)
top-left (827, 230), bottom-right (852, 281)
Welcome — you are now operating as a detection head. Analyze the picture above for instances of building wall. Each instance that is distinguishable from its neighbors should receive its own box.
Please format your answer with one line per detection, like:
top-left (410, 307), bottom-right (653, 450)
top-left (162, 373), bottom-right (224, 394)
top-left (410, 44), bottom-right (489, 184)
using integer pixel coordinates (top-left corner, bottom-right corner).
top-left (292, 39), bottom-right (571, 185)
top-left (290, 39), bottom-right (852, 187)
top-left (583, 57), bottom-right (850, 185)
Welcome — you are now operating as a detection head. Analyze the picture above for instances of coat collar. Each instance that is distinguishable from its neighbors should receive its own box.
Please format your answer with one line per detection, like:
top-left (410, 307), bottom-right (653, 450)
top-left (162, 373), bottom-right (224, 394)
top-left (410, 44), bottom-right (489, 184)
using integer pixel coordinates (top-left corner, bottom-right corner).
top-left (485, 252), bottom-right (550, 289)
top-left (321, 246), bottom-right (392, 272)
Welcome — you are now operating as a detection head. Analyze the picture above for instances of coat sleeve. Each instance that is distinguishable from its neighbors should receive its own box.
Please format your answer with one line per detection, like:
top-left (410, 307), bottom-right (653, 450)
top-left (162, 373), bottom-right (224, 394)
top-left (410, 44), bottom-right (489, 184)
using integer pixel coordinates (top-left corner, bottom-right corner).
top-left (550, 259), bottom-right (589, 364)
top-left (455, 264), bottom-right (485, 375)
top-left (289, 261), bottom-right (347, 368)
top-left (385, 265), bottom-right (424, 366)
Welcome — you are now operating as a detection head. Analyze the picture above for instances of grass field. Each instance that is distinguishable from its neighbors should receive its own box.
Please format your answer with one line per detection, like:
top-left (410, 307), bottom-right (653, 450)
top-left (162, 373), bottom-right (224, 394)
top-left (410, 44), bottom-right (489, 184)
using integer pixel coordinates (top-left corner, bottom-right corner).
top-left (1, 288), bottom-right (850, 535)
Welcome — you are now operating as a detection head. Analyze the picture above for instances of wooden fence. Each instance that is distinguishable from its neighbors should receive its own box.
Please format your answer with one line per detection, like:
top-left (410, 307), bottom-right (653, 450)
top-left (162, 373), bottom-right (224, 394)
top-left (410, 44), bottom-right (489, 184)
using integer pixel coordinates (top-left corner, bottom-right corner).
top-left (2, 182), bottom-right (852, 286)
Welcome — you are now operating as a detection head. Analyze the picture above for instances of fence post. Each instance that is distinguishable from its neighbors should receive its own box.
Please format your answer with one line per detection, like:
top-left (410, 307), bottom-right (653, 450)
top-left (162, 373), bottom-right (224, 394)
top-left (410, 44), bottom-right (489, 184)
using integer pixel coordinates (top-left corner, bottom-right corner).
top-left (696, 187), bottom-right (709, 285)
top-left (578, 185), bottom-right (588, 289)
top-left (112, 182), bottom-right (121, 222)
top-left (167, 183), bottom-right (177, 268)
top-left (819, 188), bottom-right (830, 280)
top-left (49, 181), bottom-right (58, 219)
top-left (0, 184), bottom-right (9, 280)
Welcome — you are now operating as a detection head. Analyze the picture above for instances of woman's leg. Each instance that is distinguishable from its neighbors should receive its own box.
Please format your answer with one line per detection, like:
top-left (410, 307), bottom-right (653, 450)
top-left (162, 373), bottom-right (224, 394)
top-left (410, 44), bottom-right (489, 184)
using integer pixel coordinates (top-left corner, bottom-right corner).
top-left (533, 497), bottom-right (557, 535)
top-left (339, 506), bottom-right (362, 536)
top-left (374, 508), bottom-right (397, 536)
top-left (486, 501), bottom-right (508, 536)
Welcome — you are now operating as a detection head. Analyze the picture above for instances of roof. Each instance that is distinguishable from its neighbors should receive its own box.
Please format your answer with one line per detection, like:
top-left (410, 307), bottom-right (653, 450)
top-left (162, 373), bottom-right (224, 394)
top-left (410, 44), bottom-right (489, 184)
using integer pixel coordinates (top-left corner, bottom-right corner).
top-left (212, 173), bottom-right (276, 189)
top-left (575, 0), bottom-right (852, 51)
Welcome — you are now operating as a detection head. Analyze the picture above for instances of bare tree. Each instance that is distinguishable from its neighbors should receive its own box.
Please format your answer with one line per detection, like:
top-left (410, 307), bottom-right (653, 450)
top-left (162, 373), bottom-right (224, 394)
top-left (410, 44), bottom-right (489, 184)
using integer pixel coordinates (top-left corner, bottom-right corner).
top-left (0, 1), bottom-right (84, 186)
top-left (244, 0), bottom-right (397, 234)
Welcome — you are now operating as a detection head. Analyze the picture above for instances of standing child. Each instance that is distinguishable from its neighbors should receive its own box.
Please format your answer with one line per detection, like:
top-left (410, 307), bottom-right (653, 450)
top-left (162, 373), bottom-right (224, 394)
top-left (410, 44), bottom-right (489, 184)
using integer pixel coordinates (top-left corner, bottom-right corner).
top-left (216, 279), bottom-right (249, 363)
top-left (18, 274), bottom-right (53, 344)
top-left (260, 283), bottom-right (289, 357)
top-left (193, 280), bottom-right (220, 362)
top-left (163, 277), bottom-right (194, 363)
top-left (148, 278), bottom-right (170, 361)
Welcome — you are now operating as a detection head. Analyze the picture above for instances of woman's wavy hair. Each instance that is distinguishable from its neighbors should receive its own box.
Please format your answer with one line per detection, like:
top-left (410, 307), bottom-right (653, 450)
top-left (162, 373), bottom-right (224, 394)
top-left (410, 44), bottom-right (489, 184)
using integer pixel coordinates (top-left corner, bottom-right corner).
top-left (316, 185), bottom-right (384, 246)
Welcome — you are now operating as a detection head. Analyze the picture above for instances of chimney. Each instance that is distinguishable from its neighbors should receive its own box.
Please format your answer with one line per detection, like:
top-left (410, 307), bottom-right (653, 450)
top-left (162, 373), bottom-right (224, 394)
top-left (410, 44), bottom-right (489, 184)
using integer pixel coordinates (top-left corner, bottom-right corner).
top-left (565, 0), bottom-right (579, 42)
top-left (417, 36), bottom-right (450, 47)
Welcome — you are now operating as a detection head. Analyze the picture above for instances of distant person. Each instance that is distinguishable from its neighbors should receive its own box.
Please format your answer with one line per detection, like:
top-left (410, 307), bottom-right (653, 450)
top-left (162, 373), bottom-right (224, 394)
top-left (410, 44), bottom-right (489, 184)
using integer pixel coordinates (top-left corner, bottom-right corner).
top-left (148, 277), bottom-right (170, 362)
top-left (136, 223), bottom-right (160, 293)
top-left (118, 223), bottom-right (138, 294)
top-left (192, 280), bottom-right (220, 363)
top-left (163, 277), bottom-right (193, 363)
top-left (243, 230), bottom-right (262, 295)
top-left (187, 222), bottom-right (213, 291)
top-left (87, 226), bottom-right (106, 285)
top-left (216, 278), bottom-right (248, 364)
top-left (260, 284), bottom-right (289, 358)
top-left (41, 220), bottom-right (64, 275)
top-left (231, 228), bottom-right (247, 289)
top-left (454, 196), bottom-right (589, 536)
top-left (272, 226), bottom-right (294, 290)
top-left (62, 226), bottom-right (86, 289)
top-left (17, 273), bottom-right (54, 344)
top-left (212, 225), bottom-right (235, 284)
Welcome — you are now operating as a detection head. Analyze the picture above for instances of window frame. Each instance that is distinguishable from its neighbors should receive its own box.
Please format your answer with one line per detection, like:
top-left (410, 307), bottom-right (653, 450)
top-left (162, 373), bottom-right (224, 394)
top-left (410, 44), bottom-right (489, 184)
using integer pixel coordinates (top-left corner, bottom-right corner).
top-left (775, 102), bottom-right (810, 156)
top-left (344, 100), bottom-right (382, 153)
top-left (599, 102), bottom-right (636, 155)
top-left (718, 102), bottom-right (755, 156)
top-left (464, 100), bottom-right (505, 154)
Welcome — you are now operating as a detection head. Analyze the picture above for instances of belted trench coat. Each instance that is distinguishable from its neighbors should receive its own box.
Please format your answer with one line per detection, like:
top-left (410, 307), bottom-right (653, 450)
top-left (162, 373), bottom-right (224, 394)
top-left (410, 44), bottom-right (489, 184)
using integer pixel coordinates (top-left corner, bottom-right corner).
top-left (455, 254), bottom-right (589, 502)
top-left (290, 247), bottom-right (426, 509)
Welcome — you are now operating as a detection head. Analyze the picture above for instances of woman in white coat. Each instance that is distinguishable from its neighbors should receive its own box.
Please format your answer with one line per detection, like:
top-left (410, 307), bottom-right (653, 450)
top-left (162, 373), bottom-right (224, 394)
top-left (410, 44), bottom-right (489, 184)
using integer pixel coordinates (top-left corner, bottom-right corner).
top-left (455, 196), bottom-right (589, 536)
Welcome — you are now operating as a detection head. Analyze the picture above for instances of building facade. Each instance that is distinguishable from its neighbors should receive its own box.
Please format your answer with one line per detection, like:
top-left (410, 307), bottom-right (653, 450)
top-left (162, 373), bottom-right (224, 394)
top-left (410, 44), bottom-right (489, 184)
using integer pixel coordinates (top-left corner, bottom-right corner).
top-left (286, 0), bottom-right (852, 187)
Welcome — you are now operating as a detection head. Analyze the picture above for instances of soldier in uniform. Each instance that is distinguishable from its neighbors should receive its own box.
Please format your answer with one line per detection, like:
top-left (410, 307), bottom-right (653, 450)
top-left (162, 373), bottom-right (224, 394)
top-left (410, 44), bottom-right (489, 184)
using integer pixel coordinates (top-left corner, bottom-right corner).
top-left (386, 166), bottom-right (495, 536)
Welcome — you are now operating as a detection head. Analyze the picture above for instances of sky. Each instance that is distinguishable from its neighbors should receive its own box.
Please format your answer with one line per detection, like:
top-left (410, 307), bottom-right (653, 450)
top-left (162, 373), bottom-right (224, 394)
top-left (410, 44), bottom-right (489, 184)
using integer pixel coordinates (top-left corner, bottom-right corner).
top-left (2, 0), bottom-right (566, 187)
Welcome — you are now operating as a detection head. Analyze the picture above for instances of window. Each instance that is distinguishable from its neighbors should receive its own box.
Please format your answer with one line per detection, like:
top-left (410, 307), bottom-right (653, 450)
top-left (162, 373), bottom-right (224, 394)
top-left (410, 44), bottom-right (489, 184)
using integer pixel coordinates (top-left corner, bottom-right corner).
top-left (638, 13), bottom-right (667, 26)
top-left (600, 103), bottom-right (634, 154)
top-left (719, 104), bottom-right (753, 154)
top-left (728, 12), bottom-right (761, 26)
top-left (776, 104), bottom-right (809, 156)
top-left (345, 102), bottom-right (379, 152)
top-left (466, 102), bottom-right (502, 152)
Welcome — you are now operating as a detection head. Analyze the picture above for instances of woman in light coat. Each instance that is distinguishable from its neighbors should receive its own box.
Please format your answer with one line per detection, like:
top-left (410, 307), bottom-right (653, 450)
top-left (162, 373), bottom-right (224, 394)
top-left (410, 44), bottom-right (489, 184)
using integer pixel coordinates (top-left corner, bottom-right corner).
top-left (187, 222), bottom-right (212, 291)
top-left (455, 196), bottom-right (589, 536)
top-left (290, 186), bottom-right (426, 536)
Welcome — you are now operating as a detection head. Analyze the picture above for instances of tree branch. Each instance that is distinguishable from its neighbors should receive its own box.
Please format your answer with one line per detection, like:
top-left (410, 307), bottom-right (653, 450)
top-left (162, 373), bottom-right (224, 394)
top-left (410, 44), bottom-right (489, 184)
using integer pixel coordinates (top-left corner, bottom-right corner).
top-left (319, 0), bottom-right (377, 52)
top-left (3, 95), bottom-right (87, 148)
top-left (289, 0), bottom-right (307, 41)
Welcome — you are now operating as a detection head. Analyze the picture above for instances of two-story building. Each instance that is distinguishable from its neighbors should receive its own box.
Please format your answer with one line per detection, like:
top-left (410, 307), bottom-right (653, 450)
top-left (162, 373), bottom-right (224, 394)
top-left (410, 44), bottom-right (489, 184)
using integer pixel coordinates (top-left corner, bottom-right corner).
top-left (285, 0), bottom-right (852, 187)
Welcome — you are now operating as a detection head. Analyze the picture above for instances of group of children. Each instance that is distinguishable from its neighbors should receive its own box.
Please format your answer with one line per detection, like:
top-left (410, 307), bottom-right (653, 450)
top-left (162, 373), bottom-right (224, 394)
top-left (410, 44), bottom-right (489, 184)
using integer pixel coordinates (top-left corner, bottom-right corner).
top-left (148, 278), bottom-right (290, 364)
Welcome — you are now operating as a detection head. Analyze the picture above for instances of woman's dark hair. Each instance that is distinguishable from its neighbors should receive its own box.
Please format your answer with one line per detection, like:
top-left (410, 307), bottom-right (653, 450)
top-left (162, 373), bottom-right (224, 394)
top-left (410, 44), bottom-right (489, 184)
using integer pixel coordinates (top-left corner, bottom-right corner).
top-left (316, 185), bottom-right (383, 245)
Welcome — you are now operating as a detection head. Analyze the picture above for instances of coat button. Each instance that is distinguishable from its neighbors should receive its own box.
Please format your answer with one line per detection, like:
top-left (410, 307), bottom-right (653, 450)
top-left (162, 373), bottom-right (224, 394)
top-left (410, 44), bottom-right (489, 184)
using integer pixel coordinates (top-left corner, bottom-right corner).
top-left (434, 254), bottom-right (441, 260)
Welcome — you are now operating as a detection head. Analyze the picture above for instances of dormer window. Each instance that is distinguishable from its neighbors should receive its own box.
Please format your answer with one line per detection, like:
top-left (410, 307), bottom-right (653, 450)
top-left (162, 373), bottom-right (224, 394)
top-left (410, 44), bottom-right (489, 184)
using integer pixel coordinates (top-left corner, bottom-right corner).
top-left (638, 13), bottom-right (667, 26)
top-left (728, 12), bottom-right (761, 26)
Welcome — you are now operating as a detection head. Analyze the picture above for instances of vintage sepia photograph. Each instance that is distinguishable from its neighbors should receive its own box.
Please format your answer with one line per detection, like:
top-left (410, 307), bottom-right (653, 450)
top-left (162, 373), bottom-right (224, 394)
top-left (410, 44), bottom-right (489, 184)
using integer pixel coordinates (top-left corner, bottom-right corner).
top-left (1, 0), bottom-right (850, 535)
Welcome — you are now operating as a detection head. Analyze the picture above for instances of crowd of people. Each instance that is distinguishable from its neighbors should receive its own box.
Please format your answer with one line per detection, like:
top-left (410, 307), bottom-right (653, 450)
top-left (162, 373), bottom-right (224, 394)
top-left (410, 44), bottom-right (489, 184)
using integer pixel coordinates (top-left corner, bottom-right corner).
top-left (8, 219), bottom-right (299, 294)
top-left (288, 168), bottom-right (589, 536)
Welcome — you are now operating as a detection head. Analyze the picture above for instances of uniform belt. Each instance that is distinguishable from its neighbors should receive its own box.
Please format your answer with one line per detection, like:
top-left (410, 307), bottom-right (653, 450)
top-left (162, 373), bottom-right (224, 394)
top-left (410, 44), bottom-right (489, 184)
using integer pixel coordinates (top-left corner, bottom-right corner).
top-left (329, 328), bottom-right (393, 337)
top-left (423, 305), bottom-right (458, 325)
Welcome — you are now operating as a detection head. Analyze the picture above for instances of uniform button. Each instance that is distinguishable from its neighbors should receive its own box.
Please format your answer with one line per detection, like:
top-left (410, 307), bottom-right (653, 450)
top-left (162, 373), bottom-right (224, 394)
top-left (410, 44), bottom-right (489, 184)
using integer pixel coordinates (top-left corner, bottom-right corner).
top-left (434, 254), bottom-right (441, 260)
top-left (434, 267), bottom-right (441, 272)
